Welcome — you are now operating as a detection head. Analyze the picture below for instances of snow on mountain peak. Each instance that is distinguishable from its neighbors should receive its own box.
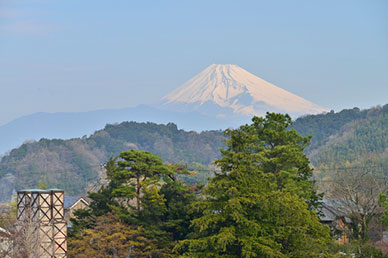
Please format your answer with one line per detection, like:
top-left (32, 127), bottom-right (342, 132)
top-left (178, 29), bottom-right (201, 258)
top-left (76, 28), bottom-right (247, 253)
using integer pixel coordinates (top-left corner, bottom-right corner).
top-left (161, 64), bottom-right (328, 117)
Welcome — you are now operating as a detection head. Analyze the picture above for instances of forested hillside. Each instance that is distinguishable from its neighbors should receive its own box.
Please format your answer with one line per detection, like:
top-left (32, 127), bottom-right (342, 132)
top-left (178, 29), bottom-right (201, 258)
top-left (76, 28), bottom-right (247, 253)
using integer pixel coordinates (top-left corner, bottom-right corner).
top-left (292, 104), bottom-right (388, 182)
top-left (1, 104), bottom-right (387, 203)
top-left (290, 107), bottom-right (369, 152)
top-left (0, 122), bottom-right (225, 202)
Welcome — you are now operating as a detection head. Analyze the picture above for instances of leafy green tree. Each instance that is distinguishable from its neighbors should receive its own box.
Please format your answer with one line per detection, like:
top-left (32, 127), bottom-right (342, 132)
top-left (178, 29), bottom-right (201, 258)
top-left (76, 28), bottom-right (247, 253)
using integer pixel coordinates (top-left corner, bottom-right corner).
top-left (175, 113), bottom-right (331, 257)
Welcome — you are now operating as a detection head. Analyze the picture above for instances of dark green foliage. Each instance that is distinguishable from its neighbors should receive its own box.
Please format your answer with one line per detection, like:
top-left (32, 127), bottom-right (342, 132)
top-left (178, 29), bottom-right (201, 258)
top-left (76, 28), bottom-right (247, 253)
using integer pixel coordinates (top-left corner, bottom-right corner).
top-left (304, 105), bottom-right (388, 188)
top-left (311, 106), bottom-right (388, 165)
top-left (289, 105), bottom-right (388, 164)
top-left (70, 150), bottom-right (198, 256)
top-left (220, 113), bottom-right (320, 208)
top-left (114, 149), bottom-right (174, 211)
top-left (91, 121), bottom-right (224, 164)
top-left (291, 107), bottom-right (368, 152)
top-left (176, 113), bottom-right (331, 257)
top-left (357, 244), bottom-right (387, 258)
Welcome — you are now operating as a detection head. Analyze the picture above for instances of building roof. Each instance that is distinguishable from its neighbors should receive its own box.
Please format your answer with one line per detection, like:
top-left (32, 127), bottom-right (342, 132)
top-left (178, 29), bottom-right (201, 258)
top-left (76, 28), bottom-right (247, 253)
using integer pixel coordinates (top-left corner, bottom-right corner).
top-left (319, 206), bottom-right (335, 222)
top-left (319, 199), bottom-right (351, 223)
top-left (18, 188), bottom-right (64, 193)
top-left (64, 196), bottom-right (88, 209)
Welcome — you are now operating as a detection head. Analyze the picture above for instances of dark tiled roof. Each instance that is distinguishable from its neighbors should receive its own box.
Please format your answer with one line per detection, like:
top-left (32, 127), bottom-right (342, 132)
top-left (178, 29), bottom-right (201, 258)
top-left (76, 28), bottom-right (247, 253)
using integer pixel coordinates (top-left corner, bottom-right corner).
top-left (319, 199), bottom-right (351, 223)
top-left (319, 205), bottom-right (337, 222)
top-left (64, 196), bottom-right (85, 209)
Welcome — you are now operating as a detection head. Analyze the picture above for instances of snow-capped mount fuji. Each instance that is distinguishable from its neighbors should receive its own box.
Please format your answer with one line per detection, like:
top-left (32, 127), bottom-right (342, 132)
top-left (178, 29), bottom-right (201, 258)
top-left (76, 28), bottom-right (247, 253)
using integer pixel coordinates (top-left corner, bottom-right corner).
top-left (161, 64), bottom-right (328, 118)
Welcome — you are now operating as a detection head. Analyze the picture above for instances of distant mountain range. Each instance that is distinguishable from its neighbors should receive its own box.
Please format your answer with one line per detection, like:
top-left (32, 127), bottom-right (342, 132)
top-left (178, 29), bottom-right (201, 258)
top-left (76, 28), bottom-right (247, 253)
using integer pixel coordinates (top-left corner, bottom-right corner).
top-left (0, 104), bottom-right (387, 203)
top-left (0, 64), bottom-right (327, 155)
top-left (0, 105), bottom-right (249, 155)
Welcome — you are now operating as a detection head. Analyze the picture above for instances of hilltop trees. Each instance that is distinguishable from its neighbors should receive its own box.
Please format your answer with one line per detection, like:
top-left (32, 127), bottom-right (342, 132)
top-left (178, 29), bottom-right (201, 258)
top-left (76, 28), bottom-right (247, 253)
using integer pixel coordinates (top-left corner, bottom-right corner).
top-left (175, 113), bottom-right (331, 257)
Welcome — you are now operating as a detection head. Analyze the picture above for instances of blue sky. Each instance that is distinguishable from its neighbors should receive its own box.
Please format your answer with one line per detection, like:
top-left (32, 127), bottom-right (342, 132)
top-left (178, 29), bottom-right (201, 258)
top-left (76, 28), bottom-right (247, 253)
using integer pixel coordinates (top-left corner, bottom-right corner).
top-left (0, 0), bottom-right (387, 126)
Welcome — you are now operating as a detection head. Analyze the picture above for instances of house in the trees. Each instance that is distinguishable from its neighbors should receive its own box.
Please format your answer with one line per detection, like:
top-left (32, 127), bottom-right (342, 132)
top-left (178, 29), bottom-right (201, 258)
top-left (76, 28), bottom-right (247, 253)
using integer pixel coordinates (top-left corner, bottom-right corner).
top-left (319, 200), bottom-right (351, 245)
top-left (64, 196), bottom-right (89, 224)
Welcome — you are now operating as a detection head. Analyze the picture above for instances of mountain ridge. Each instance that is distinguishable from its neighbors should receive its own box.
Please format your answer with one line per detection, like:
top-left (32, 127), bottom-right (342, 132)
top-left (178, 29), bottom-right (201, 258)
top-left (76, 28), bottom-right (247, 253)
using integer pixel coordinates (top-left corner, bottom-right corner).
top-left (0, 121), bottom-right (226, 202)
top-left (0, 105), bottom-right (249, 155)
top-left (1, 105), bottom-right (387, 203)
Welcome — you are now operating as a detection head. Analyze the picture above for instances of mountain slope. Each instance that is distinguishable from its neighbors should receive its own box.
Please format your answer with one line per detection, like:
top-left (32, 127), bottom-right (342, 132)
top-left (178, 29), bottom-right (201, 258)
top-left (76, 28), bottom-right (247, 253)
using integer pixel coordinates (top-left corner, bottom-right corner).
top-left (162, 64), bottom-right (327, 117)
top-left (0, 122), bottom-right (225, 202)
top-left (291, 104), bottom-right (388, 182)
top-left (290, 107), bottom-right (369, 152)
top-left (308, 106), bottom-right (388, 166)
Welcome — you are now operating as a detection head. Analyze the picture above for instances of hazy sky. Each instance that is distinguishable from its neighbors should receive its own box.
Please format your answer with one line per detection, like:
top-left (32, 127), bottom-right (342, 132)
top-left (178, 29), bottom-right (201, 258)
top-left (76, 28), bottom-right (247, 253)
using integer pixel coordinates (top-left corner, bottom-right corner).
top-left (1, 0), bottom-right (387, 126)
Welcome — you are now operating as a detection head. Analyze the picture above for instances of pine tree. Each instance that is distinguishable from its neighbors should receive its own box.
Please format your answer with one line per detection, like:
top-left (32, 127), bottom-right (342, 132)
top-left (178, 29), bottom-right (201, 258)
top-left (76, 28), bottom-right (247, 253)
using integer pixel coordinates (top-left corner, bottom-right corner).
top-left (70, 150), bottom-right (198, 257)
top-left (176, 113), bottom-right (331, 257)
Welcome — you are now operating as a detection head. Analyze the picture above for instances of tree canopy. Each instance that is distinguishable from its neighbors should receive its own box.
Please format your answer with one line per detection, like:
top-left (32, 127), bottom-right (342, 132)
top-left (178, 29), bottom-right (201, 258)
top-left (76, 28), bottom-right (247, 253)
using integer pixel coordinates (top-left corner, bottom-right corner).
top-left (175, 113), bottom-right (331, 257)
top-left (69, 150), bottom-right (198, 257)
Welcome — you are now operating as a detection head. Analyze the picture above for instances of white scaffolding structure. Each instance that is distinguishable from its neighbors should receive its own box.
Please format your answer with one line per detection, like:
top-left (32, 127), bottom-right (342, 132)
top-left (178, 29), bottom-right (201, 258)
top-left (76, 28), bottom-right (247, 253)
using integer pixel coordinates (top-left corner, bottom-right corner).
top-left (17, 189), bottom-right (67, 258)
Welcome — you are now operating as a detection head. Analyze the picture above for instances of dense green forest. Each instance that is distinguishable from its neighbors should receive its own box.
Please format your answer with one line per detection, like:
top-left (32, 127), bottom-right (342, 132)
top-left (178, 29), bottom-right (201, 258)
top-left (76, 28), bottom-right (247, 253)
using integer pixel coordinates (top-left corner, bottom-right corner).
top-left (292, 105), bottom-right (388, 183)
top-left (0, 104), bottom-right (388, 202)
top-left (309, 106), bottom-right (388, 165)
top-left (290, 107), bottom-right (369, 152)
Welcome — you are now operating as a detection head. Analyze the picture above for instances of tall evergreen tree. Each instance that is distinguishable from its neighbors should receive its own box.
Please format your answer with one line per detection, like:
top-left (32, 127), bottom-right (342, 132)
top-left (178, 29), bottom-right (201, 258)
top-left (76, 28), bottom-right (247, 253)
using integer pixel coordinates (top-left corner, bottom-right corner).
top-left (176, 113), bottom-right (331, 257)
